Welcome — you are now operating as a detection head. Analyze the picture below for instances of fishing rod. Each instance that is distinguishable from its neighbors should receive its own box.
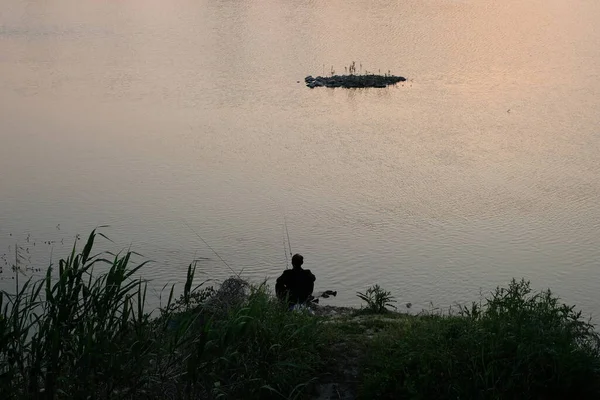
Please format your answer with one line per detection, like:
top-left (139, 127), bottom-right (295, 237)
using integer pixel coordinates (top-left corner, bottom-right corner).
top-left (283, 229), bottom-right (290, 269)
top-left (283, 214), bottom-right (293, 269)
top-left (183, 220), bottom-right (240, 278)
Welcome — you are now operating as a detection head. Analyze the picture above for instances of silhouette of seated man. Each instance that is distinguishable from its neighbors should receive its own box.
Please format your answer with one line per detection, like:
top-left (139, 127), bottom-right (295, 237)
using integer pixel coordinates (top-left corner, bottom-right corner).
top-left (276, 254), bottom-right (316, 308)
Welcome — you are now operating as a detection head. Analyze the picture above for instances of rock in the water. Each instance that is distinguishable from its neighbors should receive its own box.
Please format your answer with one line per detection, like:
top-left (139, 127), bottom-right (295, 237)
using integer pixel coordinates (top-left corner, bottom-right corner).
top-left (304, 74), bottom-right (406, 89)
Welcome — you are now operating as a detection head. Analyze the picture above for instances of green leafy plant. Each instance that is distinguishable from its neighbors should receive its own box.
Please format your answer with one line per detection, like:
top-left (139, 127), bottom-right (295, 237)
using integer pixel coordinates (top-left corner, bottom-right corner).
top-left (357, 284), bottom-right (397, 314)
top-left (360, 279), bottom-right (600, 399)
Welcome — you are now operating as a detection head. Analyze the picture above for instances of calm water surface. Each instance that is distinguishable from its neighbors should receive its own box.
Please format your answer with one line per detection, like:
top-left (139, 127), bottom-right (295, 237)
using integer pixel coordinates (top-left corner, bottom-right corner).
top-left (1, 0), bottom-right (599, 313)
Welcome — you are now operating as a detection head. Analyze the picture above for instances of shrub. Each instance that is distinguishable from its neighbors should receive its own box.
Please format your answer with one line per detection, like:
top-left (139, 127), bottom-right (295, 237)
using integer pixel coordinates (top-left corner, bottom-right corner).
top-left (361, 279), bottom-right (600, 399)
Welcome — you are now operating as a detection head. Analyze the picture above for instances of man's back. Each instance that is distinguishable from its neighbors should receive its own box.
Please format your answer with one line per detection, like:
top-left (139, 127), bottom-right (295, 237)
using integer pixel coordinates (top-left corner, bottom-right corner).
top-left (276, 267), bottom-right (315, 306)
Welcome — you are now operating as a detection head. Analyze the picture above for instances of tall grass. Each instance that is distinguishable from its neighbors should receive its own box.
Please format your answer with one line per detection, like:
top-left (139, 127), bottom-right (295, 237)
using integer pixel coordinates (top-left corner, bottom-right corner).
top-left (0, 230), bottom-right (323, 399)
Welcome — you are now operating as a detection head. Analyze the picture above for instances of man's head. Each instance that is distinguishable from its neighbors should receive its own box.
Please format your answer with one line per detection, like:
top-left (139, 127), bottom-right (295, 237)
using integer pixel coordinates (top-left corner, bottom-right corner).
top-left (291, 253), bottom-right (304, 269)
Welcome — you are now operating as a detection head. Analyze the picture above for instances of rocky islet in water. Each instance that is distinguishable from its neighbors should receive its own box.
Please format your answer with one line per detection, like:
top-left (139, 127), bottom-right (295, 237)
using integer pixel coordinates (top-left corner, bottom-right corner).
top-left (305, 73), bottom-right (406, 88)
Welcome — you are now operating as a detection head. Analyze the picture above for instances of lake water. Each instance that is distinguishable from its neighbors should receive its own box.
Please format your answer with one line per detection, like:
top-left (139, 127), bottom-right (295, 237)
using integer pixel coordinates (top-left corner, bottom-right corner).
top-left (1, 0), bottom-right (599, 314)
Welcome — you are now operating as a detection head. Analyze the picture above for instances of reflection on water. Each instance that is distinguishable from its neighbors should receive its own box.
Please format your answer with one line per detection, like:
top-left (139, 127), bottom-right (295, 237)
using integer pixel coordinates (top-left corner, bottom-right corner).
top-left (1, 0), bottom-right (600, 314)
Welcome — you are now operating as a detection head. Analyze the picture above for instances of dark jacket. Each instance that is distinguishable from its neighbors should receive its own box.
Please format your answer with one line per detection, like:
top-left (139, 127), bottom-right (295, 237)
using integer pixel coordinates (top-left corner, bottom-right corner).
top-left (275, 268), bottom-right (316, 306)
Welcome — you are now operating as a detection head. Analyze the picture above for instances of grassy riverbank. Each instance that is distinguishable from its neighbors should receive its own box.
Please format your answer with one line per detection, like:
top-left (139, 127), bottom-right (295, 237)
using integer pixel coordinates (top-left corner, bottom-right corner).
top-left (2, 230), bottom-right (600, 399)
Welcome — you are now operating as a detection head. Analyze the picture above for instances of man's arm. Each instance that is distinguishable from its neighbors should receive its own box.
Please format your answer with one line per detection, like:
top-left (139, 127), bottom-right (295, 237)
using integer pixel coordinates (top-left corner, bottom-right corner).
top-left (305, 270), bottom-right (316, 296)
top-left (275, 271), bottom-right (289, 300)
